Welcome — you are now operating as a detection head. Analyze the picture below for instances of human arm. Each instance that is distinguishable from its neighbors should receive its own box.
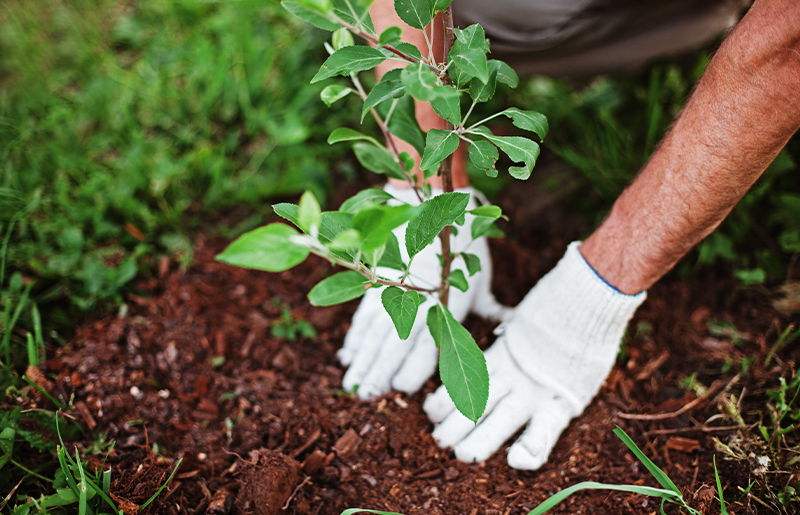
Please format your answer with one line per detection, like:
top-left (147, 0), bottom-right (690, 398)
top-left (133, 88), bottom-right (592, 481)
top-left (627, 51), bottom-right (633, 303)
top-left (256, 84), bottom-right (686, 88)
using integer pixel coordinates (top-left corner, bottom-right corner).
top-left (582, 0), bottom-right (800, 294)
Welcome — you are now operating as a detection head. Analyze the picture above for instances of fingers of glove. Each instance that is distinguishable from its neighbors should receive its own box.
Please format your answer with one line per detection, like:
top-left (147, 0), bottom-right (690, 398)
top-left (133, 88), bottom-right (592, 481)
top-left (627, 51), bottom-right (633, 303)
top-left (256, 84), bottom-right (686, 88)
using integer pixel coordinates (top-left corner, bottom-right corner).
top-left (338, 290), bottom-right (383, 365)
top-left (453, 391), bottom-right (536, 463)
top-left (341, 317), bottom-right (395, 395)
top-left (391, 331), bottom-right (439, 394)
top-left (430, 379), bottom-right (511, 449)
top-left (422, 383), bottom-right (455, 424)
top-left (506, 397), bottom-right (575, 470)
top-left (356, 327), bottom-right (426, 399)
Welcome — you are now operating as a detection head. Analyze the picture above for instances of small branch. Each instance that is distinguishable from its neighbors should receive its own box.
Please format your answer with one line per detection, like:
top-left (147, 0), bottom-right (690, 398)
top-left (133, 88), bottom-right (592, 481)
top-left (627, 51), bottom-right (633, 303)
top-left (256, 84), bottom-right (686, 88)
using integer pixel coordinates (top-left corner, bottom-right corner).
top-left (336, 19), bottom-right (441, 75)
top-left (349, 73), bottom-right (424, 202)
top-left (437, 6), bottom-right (457, 306)
top-left (312, 243), bottom-right (440, 293)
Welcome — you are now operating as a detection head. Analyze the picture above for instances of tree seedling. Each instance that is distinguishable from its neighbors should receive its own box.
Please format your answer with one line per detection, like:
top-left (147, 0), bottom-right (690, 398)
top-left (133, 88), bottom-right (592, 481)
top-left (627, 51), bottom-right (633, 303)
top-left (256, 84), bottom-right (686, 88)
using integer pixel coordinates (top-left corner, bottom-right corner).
top-left (216, 0), bottom-right (547, 422)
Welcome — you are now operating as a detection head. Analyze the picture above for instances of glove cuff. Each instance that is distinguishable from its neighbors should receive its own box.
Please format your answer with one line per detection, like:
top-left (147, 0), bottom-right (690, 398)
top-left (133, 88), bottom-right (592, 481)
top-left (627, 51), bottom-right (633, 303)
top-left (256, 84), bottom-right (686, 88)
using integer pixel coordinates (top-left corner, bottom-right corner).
top-left (504, 241), bottom-right (646, 412)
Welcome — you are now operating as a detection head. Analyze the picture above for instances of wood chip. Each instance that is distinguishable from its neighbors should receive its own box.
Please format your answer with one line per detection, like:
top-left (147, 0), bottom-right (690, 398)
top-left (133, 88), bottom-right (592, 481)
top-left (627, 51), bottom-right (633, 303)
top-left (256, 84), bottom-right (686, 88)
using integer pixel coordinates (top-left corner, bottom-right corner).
top-left (332, 428), bottom-right (361, 458)
top-left (666, 436), bottom-right (701, 453)
top-left (635, 351), bottom-right (669, 381)
top-left (301, 449), bottom-right (327, 475)
top-left (205, 488), bottom-right (234, 515)
top-left (291, 428), bottom-right (321, 458)
top-left (74, 401), bottom-right (97, 431)
top-left (413, 469), bottom-right (442, 480)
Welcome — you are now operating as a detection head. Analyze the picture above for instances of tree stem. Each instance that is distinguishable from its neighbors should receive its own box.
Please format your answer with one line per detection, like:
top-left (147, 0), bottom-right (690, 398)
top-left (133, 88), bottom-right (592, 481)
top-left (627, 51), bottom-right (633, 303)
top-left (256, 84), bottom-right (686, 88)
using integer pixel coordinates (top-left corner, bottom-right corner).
top-left (438, 6), bottom-right (457, 307)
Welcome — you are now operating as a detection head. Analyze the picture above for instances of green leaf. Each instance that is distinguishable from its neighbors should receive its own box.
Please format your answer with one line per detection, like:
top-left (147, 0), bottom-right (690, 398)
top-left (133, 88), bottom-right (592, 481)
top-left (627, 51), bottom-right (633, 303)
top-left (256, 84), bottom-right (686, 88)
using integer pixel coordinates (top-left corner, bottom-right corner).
top-left (399, 151), bottom-right (415, 172)
top-left (320, 85), bottom-right (353, 106)
top-left (282, 1), bottom-right (340, 31)
top-left (528, 482), bottom-right (682, 515)
top-left (377, 232), bottom-right (406, 271)
top-left (500, 108), bottom-right (548, 140)
top-left (353, 143), bottom-right (406, 180)
top-left (394, 0), bottom-right (432, 29)
top-left (430, 86), bottom-right (461, 125)
top-left (362, 74), bottom-right (405, 121)
top-left (471, 217), bottom-right (503, 239)
top-left (387, 95), bottom-right (425, 156)
top-left (468, 205), bottom-right (502, 219)
top-left (312, 46), bottom-right (388, 83)
top-left (394, 42), bottom-right (422, 60)
top-left (427, 305), bottom-right (488, 422)
top-left (453, 24), bottom-right (490, 52)
top-left (419, 129), bottom-right (459, 174)
top-left (298, 191), bottom-right (322, 234)
top-left (332, 0), bottom-right (375, 33)
top-left (469, 70), bottom-right (497, 104)
top-left (0, 426), bottom-right (14, 470)
top-left (613, 427), bottom-right (682, 496)
top-left (470, 126), bottom-right (539, 180)
top-left (492, 60), bottom-right (518, 88)
top-left (296, 0), bottom-right (333, 11)
top-left (446, 269), bottom-right (468, 292)
top-left (432, 0), bottom-right (454, 12)
top-left (405, 192), bottom-right (470, 259)
top-left (401, 62), bottom-right (439, 102)
top-left (332, 28), bottom-right (355, 49)
top-left (328, 228), bottom-right (361, 251)
top-left (461, 252), bottom-right (481, 276)
top-left (379, 25), bottom-right (403, 45)
top-left (467, 140), bottom-right (499, 177)
top-left (308, 271), bottom-right (372, 306)
top-left (450, 48), bottom-right (489, 84)
top-left (353, 204), bottom-right (420, 252)
top-left (328, 127), bottom-right (381, 146)
top-left (216, 224), bottom-right (309, 272)
top-left (273, 204), bottom-right (354, 245)
top-left (381, 287), bottom-right (422, 339)
top-left (339, 188), bottom-right (396, 214)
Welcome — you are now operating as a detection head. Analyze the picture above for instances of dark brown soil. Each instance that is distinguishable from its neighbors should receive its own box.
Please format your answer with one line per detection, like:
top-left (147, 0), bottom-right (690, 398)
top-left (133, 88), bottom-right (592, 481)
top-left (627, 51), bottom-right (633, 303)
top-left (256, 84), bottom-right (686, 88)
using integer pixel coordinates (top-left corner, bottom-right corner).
top-left (38, 175), bottom-right (800, 515)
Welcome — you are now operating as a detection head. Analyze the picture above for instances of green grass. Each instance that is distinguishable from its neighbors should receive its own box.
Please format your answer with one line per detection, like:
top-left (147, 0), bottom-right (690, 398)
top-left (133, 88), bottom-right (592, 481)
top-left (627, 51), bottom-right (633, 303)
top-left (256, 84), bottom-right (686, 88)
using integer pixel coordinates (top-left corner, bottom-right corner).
top-left (1, 0), bottom-right (356, 329)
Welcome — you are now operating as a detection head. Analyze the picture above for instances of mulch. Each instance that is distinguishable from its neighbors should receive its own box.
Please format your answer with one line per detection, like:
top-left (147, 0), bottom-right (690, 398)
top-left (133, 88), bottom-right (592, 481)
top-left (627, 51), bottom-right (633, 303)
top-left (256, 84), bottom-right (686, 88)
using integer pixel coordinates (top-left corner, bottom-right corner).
top-left (32, 175), bottom-right (800, 515)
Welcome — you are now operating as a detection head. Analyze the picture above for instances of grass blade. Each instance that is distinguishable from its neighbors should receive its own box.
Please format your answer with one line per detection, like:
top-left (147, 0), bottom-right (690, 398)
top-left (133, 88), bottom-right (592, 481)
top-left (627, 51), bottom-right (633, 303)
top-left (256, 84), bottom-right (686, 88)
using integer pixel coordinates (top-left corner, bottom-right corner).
top-left (76, 449), bottom-right (89, 515)
top-left (138, 458), bottom-right (183, 512)
top-left (714, 456), bottom-right (729, 515)
top-left (613, 427), bottom-right (682, 495)
top-left (26, 332), bottom-right (37, 367)
top-left (340, 510), bottom-right (407, 515)
top-left (527, 482), bottom-right (681, 515)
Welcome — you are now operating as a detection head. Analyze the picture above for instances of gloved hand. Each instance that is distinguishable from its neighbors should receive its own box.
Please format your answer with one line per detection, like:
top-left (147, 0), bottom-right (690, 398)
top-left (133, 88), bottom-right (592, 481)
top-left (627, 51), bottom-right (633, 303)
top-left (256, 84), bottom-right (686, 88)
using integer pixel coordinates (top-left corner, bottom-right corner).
top-left (338, 183), bottom-right (510, 399)
top-left (423, 242), bottom-right (646, 469)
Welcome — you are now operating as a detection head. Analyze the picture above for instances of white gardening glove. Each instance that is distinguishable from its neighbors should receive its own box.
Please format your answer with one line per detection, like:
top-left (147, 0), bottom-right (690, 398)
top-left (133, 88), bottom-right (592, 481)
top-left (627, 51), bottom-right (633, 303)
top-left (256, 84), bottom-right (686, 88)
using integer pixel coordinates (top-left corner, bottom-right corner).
top-left (423, 242), bottom-right (646, 470)
top-left (338, 183), bottom-right (510, 400)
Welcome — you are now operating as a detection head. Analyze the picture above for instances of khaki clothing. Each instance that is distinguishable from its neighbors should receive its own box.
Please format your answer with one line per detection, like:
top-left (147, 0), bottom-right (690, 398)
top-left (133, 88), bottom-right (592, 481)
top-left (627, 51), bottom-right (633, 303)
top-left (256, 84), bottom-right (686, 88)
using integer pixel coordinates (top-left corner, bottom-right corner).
top-left (452, 0), bottom-right (751, 76)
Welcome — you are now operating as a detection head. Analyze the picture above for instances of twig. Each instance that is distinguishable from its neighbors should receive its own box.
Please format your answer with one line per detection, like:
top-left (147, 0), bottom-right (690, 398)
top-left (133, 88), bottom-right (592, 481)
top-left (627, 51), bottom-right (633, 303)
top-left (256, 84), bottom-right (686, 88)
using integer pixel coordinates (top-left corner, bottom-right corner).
top-left (0, 477), bottom-right (25, 511)
top-left (282, 476), bottom-right (311, 510)
top-left (348, 73), bottom-right (424, 201)
top-left (437, 5), bottom-right (457, 306)
top-left (617, 378), bottom-right (731, 421)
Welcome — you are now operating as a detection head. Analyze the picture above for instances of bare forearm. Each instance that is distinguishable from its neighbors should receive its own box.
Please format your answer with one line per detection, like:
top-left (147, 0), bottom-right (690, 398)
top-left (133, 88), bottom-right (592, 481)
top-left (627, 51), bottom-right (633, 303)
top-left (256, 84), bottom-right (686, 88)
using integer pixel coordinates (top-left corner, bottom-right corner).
top-left (582, 0), bottom-right (800, 294)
